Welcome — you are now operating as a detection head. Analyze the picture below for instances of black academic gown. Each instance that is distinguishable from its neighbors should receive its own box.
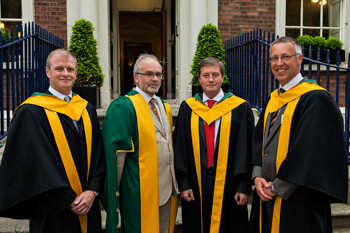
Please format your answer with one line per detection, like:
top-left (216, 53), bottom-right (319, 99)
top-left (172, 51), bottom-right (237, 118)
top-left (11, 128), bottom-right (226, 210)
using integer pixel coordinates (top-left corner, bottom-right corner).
top-left (249, 90), bottom-right (348, 233)
top-left (174, 94), bottom-right (254, 233)
top-left (0, 95), bottom-right (105, 233)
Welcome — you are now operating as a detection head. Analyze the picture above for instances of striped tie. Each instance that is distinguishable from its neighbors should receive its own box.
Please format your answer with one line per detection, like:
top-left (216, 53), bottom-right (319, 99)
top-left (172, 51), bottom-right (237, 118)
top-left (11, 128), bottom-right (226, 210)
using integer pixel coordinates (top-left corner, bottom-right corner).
top-left (268, 111), bottom-right (278, 135)
top-left (150, 98), bottom-right (161, 124)
top-left (268, 88), bottom-right (285, 134)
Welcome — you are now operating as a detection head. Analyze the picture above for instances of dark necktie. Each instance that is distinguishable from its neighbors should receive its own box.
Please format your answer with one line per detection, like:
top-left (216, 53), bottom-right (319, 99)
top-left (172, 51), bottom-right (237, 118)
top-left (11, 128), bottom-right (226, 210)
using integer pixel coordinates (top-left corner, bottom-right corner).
top-left (64, 96), bottom-right (79, 131)
top-left (205, 100), bottom-right (216, 168)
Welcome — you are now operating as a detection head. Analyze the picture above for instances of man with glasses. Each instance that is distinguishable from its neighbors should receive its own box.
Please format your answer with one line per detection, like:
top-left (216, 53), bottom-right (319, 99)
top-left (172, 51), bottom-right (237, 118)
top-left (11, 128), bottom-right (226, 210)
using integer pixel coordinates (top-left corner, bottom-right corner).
top-left (102, 53), bottom-right (178, 233)
top-left (174, 57), bottom-right (254, 233)
top-left (249, 37), bottom-right (348, 233)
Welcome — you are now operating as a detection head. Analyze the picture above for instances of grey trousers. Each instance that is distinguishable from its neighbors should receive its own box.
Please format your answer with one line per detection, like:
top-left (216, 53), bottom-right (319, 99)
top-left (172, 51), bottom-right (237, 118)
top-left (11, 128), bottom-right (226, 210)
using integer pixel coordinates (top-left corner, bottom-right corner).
top-left (159, 197), bottom-right (171, 233)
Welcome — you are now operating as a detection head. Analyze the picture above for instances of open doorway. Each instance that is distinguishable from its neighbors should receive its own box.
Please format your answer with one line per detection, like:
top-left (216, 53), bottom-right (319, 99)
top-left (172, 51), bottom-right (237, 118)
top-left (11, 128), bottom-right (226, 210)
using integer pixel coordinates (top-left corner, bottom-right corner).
top-left (122, 42), bottom-right (152, 96)
top-left (119, 11), bottom-right (163, 96)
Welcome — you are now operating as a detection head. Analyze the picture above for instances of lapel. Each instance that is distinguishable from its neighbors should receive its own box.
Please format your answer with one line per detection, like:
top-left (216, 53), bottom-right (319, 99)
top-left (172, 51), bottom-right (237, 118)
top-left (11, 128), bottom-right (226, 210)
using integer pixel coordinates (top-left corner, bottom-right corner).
top-left (199, 117), bottom-right (207, 169)
top-left (151, 97), bottom-right (166, 138)
top-left (60, 113), bottom-right (80, 135)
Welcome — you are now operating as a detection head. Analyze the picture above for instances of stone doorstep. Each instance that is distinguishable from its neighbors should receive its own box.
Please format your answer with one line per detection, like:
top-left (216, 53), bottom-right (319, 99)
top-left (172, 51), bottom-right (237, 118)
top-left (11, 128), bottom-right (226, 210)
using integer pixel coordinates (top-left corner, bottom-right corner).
top-left (1, 203), bottom-right (350, 233)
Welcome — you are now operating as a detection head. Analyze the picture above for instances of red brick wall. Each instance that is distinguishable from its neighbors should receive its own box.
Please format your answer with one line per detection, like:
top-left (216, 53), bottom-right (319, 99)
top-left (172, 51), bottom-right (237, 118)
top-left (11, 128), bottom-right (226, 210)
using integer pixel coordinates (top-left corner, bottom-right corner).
top-left (34, 0), bottom-right (68, 47)
top-left (218, 0), bottom-right (276, 42)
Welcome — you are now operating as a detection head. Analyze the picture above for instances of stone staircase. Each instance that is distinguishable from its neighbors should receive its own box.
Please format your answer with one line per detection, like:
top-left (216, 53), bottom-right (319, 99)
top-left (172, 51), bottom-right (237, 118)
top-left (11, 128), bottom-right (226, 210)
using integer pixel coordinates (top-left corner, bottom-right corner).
top-left (1, 202), bottom-right (350, 233)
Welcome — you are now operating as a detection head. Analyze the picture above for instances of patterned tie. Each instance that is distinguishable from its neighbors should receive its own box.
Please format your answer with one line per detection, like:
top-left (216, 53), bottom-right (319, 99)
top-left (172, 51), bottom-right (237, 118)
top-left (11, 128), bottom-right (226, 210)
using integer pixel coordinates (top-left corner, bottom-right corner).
top-left (64, 96), bottom-right (79, 131)
top-left (268, 88), bottom-right (285, 135)
top-left (150, 98), bottom-right (161, 124)
top-left (205, 100), bottom-right (216, 168)
top-left (268, 111), bottom-right (278, 135)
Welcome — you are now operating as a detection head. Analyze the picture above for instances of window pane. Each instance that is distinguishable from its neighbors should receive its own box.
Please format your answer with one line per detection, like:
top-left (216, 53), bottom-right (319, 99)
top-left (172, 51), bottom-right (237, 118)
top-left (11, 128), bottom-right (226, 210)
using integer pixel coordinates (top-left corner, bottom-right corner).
top-left (303, 28), bottom-right (320, 37)
top-left (303, 0), bottom-right (320, 27)
top-left (2, 21), bottom-right (21, 38)
top-left (286, 29), bottom-right (301, 39)
top-left (323, 2), bottom-right (329, 27)
top-left (329, 29), bottom-right (340, 39)
top-left (329, 1), bottom-right (340, 27)
top-left (286, 0), bottom-right (301, 26)
top-left (1, 0), bottom-right (22, 19)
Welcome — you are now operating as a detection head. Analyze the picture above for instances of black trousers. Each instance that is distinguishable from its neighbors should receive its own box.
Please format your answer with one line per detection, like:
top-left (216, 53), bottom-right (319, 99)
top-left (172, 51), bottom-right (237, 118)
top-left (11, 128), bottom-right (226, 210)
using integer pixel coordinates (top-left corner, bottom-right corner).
top-left (202, 168), bottom-right (215, 233)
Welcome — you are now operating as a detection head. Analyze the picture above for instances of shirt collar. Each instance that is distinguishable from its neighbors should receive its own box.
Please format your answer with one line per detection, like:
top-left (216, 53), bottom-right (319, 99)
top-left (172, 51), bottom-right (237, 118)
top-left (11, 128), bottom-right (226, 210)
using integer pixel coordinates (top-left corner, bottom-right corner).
top-left (135, 86), bottom-right (156, 103)
top-left (280, 73), bottom-right (304, 92)
top-left (49, 86), bottom-right (72, 100)
top-left (202, 89), bottom-right (224, 105)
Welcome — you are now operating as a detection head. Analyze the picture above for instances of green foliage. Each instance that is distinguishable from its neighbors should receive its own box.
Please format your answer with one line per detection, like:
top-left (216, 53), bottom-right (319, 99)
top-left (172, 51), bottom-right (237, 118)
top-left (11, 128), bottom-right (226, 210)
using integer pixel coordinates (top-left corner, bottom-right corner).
top-left (312, 36), bottom-right (327, 49)
top-left (190, 23), bottom-right (228, 85)
top-left (68, 19), bottom-right (104, 87)
top-left (297, 35), bottom-right (344, 51)
top-left (297, 35), bottom-right (313, 49)
top-left (326, 37), bottom-right (343, 50)
top-left (1, 29), bottom-right (11, 43)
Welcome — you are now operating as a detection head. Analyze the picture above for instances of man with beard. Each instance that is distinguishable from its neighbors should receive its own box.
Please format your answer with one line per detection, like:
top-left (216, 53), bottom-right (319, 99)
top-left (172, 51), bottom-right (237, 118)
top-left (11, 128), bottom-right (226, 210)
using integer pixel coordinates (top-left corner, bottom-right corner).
top-left (102, 53), bottom-right (178, 233)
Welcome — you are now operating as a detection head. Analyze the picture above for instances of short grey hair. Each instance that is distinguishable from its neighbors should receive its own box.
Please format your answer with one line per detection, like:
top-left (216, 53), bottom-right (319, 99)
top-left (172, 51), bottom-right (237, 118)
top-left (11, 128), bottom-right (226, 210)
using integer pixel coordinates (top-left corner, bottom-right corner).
top-left (198, 57), bottom-right (225, 77)
top-left (46, 49), bottom-right (77, 69)
top-left (269, 36), bottom-right (302, 57)
top-left (133, 53), bottom-right (162, 75)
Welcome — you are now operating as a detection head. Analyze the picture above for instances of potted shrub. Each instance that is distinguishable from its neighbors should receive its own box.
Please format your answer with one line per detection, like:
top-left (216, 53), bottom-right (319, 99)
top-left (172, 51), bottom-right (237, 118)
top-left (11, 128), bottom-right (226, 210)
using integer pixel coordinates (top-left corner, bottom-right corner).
top-left (68, 19), bottom-right (104, 108)
top-left (190, 23), bottom-right (229, 96)
top-left (298, 35), bottom-right (345, 64)
top-left (297, 35), bottom-right (313, 49)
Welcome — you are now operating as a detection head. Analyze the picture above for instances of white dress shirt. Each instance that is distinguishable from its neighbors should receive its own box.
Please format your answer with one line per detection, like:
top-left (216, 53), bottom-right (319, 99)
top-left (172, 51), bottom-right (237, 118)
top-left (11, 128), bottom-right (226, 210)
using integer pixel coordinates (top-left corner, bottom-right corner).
top-left (202, 89), bottom-right (224, 146)
top-left (49, 86), bottom-right (72, 100)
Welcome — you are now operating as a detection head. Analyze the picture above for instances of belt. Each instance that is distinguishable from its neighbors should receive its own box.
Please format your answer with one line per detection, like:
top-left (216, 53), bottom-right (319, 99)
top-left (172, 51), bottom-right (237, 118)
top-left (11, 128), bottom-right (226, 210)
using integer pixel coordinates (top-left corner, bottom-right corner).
top-left (207, 166), bottom-right (215, 173)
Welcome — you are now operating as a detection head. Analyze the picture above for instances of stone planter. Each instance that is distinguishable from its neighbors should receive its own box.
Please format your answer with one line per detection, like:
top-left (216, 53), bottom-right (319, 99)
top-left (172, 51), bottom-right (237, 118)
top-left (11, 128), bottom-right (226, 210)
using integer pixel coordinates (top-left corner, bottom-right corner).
top-left (72, 86), bottom-right (100, 108)
top-left (191, 85), bottom-right (203, 97)
top-left (304, 49), bottom-right (345, 64)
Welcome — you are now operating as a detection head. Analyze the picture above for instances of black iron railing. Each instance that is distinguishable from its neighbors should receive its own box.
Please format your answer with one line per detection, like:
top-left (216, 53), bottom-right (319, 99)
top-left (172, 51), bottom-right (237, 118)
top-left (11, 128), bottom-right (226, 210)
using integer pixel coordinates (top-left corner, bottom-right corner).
top-left (224, 27), bottom-right (350, 163)
top-left (0, 22), bottom-right (64, 140)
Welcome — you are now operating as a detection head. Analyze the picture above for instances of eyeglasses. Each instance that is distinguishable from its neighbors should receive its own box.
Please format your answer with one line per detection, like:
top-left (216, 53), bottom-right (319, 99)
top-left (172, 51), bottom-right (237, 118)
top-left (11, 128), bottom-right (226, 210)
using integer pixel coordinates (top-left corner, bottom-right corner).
top-left (136, 72), bottom-right (164, 80)
top-left (270, 54), bottom-right (298, 62)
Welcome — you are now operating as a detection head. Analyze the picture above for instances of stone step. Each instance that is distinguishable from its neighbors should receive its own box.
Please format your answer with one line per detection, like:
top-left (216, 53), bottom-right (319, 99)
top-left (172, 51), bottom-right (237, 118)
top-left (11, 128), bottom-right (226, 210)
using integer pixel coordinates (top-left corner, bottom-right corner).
top-left (1, 203), bottom-right (350, 233)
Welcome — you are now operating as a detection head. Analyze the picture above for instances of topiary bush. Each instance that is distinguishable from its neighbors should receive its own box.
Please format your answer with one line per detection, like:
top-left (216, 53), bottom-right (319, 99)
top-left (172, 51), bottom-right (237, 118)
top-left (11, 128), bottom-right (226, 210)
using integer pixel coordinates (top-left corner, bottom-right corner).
top-left (68, 19), bottom-right (104, 87)
top-left (297, 35), bottom-right (313, 49)
top-left (326, 37), bottom-right (343, 50)
top-left (190, 23), bottom-right (228, 85)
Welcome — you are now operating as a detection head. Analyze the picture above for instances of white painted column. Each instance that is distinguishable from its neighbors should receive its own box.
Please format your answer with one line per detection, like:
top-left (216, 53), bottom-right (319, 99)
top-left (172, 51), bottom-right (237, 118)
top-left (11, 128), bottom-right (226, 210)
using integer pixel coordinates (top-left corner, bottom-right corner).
top-left (21, 0), bottom-right (34, 24)
top-left (96, 0), bottom-right (110, 108)
top-left (176, 0), bottom-right (218, 104)
top-left (67, 0), bottom-right (110, 108)
top-left (275, 0), bottom-right (286, 37)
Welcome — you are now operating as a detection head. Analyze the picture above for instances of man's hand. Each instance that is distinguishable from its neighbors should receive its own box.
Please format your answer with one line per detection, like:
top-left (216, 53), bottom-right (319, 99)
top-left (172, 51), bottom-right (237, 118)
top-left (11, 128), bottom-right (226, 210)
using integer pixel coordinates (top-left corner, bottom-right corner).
top-left (234, 192), bottom-right (248, 205)
top-left (254, 177), bottom-right (273, 202)
top-left (263, 182), bottom-right (277, 198)
top-left (70, 190), bottom-right (95, 215)
top-left (180, 189), bottom-right (195, 202)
